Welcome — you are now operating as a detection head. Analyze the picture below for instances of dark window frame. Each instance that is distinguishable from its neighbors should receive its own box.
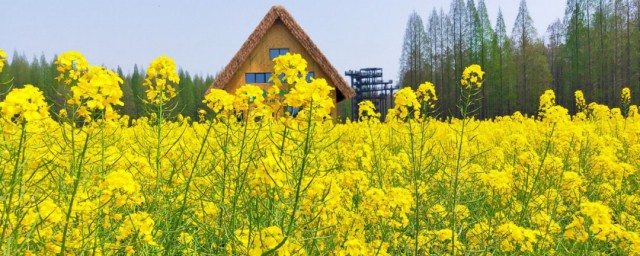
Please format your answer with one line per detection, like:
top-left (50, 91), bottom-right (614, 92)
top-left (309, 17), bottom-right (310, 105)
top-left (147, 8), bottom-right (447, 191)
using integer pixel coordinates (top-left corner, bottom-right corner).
top-left (306, 72), bottom-right (315, 82)
top-left (269, 48), bottom-right (290, 60)
top-left (245, 72), bottom-right (274, 84)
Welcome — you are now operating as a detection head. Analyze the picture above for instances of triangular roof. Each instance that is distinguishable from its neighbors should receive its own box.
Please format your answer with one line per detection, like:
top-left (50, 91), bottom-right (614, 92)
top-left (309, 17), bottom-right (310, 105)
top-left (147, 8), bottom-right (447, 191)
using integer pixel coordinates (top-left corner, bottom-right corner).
top-left (208, 5), bottom-right (355, 100)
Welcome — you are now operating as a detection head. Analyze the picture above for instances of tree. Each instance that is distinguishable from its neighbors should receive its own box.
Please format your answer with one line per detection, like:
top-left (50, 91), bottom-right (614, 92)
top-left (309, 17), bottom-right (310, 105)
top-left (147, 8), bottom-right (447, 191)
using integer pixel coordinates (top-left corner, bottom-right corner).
top-left (547, 19), bottom-right (564, 106)
top-left (451, 0), bottom-right (467, 80)
top-left (466, 0), bottom-right (481, 65)
top-left (398, 11), bottom-right (429, 89)
top-left (177, 70), bottom-right (197, 118)
top-left (441, 9), bottom-right (456, 114)
top-left (476, 0), bottom-right (494, 117)
top-left (427, 9), bottom-right (441, 86)
top-left (512, 0), bottom-right (552, 114)
top-left (129, 64), bottom-right (144, 118)
top-left (490, 9), bottom-right (515, 115)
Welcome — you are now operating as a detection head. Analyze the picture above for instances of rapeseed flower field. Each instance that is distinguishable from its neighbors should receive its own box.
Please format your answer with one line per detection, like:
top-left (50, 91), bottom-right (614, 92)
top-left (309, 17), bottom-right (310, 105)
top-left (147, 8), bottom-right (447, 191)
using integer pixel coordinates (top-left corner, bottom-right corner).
top-left (1, 50), bottom-right (639, 255)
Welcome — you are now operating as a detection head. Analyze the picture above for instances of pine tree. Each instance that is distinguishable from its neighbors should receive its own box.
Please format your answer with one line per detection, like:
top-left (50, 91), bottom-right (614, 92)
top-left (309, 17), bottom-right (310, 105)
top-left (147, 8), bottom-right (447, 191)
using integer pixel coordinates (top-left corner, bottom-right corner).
top-left (512, 0), bottom-right (551, 114)
top-left (399, 11), bottom-right (429, 89)
top-left (441, 9), bottom-right (456, 114)
top-left (129, 65), bottom-right (144, 118)
top-left (451, 0), bottom-right (467, 84)
top-left (476, 0), bottom-right (494, 117)
top-left (547, 19), bottom-right (565, 106)
top-left (490, 9), bottom-right (515, 115)
top-left (427, 9), bottom-right (441, 86)
top-left (466, 0), bottom-right (481, 65)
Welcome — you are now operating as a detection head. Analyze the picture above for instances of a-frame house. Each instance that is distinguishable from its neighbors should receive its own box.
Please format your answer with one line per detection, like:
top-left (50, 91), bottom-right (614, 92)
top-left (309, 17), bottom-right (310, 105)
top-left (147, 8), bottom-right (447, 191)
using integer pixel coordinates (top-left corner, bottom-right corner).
top-left (208, 6), bottom-right (355, 116)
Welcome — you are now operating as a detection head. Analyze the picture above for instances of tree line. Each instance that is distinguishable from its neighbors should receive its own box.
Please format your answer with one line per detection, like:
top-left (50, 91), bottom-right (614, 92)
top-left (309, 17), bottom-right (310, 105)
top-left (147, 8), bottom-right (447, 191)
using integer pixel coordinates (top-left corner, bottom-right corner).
top-left (399, 0), bottom-right (640, 118)
top-left (0, 52), bottom-right (215, 120)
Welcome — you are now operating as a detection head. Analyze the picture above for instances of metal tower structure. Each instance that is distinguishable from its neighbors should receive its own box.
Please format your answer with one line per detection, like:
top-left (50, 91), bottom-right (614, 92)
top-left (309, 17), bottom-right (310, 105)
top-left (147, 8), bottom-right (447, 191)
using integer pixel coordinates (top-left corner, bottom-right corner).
top-left (345, 68), bottom-right (398, 121)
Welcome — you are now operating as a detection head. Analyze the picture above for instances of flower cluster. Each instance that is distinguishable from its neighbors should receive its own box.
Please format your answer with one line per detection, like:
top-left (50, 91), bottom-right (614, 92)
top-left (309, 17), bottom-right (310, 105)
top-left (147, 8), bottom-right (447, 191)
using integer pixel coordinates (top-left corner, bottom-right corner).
top-left (460, 64), bottom-right (484, 89)
top-left (622, 87), bottom-right (631, 104)
top-left (0, 48), bottom-right (6, 73)
top-left (537, 89), bottom-right (570, 122)
top-left (272, 52), bottom-right (307, 85)
top-left (284, 77), bottom-right (335, 119)
top-left (494, 222), bottom-right (541, 252)
top-left (143, 55), bottom-right (180, 104)
top-left (54, 51), bottom-right (125, 121)
top-left (55, 51), bottom-right (90, 85)
top-left (100, 170), bottom-right (144, 208)
top-left (116, 212), bottom-right (158, 246)
top-left (357, 100), bottom-right (381, 120)
top-left (67, 66), bottom-right (124, 121)
top-left (0, 84), bottom-right (49, 123)
top-left (388, 87), bottom-right (421, 120)
top-left (234, 84), bottom-right (271, 119)
top-left (416, 81), bottom-right (438, 109)
top-left (269, 53), bottom-right (335, 120)
top-left (539, 89), bottom-right (556, 112)
top-left (575, 90), bottom-right (586, 113)
top-left (203, 88), bottom-right (235, 114)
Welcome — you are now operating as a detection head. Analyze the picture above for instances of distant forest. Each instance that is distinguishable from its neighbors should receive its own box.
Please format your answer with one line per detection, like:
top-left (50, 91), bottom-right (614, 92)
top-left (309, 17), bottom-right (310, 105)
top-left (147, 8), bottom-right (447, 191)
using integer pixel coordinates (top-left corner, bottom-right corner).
top-left (399, 0), bottom-right (640, 118)
top-left (0, 53), bottom-right (215, 120)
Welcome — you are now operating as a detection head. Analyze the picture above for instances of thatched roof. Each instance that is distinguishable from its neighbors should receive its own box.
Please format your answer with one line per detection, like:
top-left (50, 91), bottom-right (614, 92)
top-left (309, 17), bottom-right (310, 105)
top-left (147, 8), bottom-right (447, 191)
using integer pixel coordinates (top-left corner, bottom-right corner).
top-left (208, 5), bottom-right (355, 100)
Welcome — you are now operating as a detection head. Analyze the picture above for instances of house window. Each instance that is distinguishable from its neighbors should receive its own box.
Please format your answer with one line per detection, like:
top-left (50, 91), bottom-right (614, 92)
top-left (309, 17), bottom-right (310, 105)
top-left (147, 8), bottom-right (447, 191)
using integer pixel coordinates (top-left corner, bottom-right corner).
top-left (294, 72), bottom-right (315, 83)
top-left (255, 73), bottom-right (266, 83)
top-left (247, 71), bottom-right (312, 85)
top-left (306, 72), bottom-right (315, 82)
top-left (270, 48), bottom-right (290, 60)
top-left (245, 73), bottom-right (256, 83)
top-left (287, 106), bottom-right (301, 116)
top-left (245, 73), bottom-right (273, 84)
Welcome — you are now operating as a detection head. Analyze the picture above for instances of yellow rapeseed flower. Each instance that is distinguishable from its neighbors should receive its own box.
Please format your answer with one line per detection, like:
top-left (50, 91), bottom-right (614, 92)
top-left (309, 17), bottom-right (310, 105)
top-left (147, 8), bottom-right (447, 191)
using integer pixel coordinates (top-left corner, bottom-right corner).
top-left (0, 84), bottom-right (50, 123)
top-left (143, 55), bottom-right (180, 104)
top-left (0, 48), bottom-right (6, 73)
top-left (67, 66), bottom-right (124, 120)
top-left (117, 212), bottom-right (157, 246)
top-left (203, 89), bottom-right (235, 114)
top-left (575, 90), bottom-right (586, 113)
top-left (416, 81), bottom-right (438, 109)
top-left (234, 84), bottom-right (265, 111)
top-left (390, 87), bottom-right (421, 120)
top-left (622, 87), bottom-right (631, 105)
top-left (460, 64), bottom-right (484, 89)
top-left (178, 232), bottom-right (194, 244)
top-left (357, 100), bottom-right (381, 120)
top-left (272, 52), bottom-right (308, 85)
top-left (55, 51), bottom-right (90, 85)
top-left (284, 77), bottom-right (335, 119)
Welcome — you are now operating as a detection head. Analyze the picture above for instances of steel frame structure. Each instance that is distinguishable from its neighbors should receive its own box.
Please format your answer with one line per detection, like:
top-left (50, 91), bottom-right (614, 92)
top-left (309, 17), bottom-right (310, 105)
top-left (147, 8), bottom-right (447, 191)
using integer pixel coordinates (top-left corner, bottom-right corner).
top-left (345, 68), bottom-right (398, 121)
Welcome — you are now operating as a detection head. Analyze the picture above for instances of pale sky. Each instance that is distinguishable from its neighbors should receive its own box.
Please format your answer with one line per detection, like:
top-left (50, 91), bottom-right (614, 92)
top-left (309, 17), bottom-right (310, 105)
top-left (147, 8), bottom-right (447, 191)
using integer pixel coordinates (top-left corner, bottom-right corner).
top-left (1, 0), bottom-right (566, 83)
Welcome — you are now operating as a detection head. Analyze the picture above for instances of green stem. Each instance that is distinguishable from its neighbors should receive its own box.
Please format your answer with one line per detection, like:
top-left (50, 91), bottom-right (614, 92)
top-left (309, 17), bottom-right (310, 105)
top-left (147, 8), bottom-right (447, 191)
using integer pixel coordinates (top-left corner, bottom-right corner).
top-left (263, 101), bottom-right (315, 256)
top-left (451, 88), bottom-right (472, 255)
top-left (165, 120), bottom-right (214, 253)
top-left (229, 108), bottom-right (251, 254)
top-left (0, 122), bottom-right (27, 249)
top-left (154, 96), bottom-right (164, 197)
top-left (518, 124), bottom-right (555, 224)
top-left (60, 126), bottom-right (92, 255)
